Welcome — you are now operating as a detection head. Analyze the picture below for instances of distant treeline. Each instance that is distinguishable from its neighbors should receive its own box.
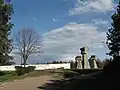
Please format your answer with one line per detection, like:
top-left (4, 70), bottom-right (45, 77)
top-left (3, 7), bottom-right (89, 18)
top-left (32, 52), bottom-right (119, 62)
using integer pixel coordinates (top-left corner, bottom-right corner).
top-left (34, 61), bottom-right (71, 64)
top-left (96, 58), bottom-right (112, 68)
top-left (46, 61), bottom-right (70, 64)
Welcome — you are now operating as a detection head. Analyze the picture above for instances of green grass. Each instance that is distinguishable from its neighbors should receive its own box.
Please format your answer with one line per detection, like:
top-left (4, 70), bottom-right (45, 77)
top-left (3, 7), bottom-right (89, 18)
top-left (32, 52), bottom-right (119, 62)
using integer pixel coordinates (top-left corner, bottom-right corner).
top-left (0, 71), bottom-right (24, 83)
top-left (59, 69), bottom-right (103, 79)
top-left (0, 70), bottom-right (62, 83)
top-left (0, 69), bottom-right (103, 83)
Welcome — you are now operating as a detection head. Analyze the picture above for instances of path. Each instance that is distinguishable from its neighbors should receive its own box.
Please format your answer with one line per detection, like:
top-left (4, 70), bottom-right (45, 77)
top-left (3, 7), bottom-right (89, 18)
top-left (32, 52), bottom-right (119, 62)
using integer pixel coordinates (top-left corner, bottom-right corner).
top-left (0, 75), bottom-right (53, 90)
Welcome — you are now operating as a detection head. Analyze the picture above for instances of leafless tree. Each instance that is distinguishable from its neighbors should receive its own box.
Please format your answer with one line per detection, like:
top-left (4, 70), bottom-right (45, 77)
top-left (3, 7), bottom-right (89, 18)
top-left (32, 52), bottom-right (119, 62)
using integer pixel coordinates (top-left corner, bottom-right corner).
top-left (13, 28), bottom-right (43, 67)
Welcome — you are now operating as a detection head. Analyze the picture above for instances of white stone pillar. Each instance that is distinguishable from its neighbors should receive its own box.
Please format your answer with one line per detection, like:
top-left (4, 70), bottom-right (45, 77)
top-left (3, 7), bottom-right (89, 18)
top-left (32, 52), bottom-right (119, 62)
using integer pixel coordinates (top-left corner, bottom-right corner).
top-left (80, 46), bottom-right (89, 69)
top-left (89, 55), bottom-right (98, 69)
top-left (77, 59), bottom-right (82, 69)
top-left (75, 56), bottom-right (82, 69)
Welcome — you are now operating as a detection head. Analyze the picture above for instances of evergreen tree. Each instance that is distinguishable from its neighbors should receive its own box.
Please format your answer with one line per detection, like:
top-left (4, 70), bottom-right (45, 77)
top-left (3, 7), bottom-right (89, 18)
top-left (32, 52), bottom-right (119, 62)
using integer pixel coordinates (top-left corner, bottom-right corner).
top-left (0, 0), bottom-right (14, 65)
top-left (106, 2), bottom-right (120, 58)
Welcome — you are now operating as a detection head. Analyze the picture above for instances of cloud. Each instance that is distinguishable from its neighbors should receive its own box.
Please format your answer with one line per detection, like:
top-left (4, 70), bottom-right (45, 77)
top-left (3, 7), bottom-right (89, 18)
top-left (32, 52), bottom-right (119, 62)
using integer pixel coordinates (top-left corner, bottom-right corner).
top-left (69, 0), bottom-right (115, 15)
top-left (12, 22), bottom-right (108, 64)
top-left (92, 19), bottom-right (109, 25)
top-left (52, 18), bottom-right (58, 22)
top-left (42, 22), bottom-right (107, 61)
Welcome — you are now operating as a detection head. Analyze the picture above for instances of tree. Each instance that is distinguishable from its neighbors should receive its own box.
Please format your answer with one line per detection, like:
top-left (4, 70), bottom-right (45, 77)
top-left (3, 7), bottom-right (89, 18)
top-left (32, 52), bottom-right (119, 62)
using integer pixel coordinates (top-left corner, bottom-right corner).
top-left (96, 58), bottom-right (104, 68)
top-left (0, 0), bottom-right (14, 65)
top-left (102, 58), bottom-right (112, 67)
top-left (14, 28), bottom-right (43, 67)
top-left (96, 58), bottom-right (112, 68)
top-left (106, 2), bottom-right (120, 58)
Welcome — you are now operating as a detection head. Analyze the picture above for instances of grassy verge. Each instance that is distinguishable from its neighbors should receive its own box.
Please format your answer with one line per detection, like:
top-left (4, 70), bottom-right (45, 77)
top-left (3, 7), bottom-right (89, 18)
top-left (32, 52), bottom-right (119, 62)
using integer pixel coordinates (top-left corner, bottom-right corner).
top-left (0, 70), bottom-right (63, 83)
top-left (0, 69), bottom-right (103, 83)
top-left (0, 71), bottom-right (20, 83)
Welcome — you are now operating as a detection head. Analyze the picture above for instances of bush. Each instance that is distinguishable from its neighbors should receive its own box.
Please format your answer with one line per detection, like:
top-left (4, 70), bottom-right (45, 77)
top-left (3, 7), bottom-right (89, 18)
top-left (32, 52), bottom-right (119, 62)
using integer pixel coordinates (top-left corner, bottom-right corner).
top-left (0, 71), bottom-right (17, 76)
top-left (72, 69), bottom-right (103, 75)
top-left (103, 56), bottom-right (120, 77)
top-left (63, 69), bottom-right (80, 78)
top-left (70, 61), bottom-right (77, 69)
top-left (0, 71), bottom-right (5, 76)
top-left (15, 66), bottom-right (36, 75)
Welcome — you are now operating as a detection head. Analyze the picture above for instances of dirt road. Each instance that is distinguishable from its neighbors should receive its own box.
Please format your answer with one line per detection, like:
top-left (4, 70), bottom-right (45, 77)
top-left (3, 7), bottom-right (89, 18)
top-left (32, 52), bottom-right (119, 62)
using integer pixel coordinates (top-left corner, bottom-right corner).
top-left (0, 75), bottom-right (53, 90)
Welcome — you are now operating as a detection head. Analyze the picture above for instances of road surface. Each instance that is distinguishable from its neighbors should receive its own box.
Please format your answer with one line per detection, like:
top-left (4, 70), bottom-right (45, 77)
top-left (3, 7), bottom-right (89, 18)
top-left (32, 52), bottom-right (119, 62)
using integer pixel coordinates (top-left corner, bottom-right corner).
top-left (0, 75), bottom-right (53, 90)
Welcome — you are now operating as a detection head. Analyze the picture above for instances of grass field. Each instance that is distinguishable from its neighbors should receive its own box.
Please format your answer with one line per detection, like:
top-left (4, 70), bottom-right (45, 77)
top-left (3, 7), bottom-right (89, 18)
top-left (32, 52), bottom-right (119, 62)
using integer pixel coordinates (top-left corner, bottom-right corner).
top-left (0, 71), bottom-right (22, 83)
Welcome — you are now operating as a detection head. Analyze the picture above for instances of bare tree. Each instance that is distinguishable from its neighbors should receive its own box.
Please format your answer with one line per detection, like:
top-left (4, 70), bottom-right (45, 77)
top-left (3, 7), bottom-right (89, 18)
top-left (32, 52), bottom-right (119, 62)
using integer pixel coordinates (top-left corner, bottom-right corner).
top-left (13, 28), bottom-right (43, 67)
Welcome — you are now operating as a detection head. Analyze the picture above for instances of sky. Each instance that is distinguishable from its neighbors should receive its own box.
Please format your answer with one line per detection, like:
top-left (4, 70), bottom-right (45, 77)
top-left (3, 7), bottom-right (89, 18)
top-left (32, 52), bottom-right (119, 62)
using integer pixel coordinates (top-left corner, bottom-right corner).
top-left (10, 0), bottom-right (119, 64)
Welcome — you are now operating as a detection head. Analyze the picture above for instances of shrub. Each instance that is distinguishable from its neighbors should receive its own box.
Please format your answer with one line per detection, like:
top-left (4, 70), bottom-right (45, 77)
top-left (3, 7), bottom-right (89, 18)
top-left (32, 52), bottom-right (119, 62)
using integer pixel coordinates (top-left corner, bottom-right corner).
top-left (103, 56), bottom-right (120, 77)
top-left (70, 61), bottom-right (77, 69)
top-left (72, 69), bottom-right (103, 75)
top-left (15, 66), bottom-right (36, 75)
top-left (0, 71), bottom-right (17, 76)
top-left (0, 71), bottom-right (5, 76)
top-left (63, 69), bottom-right (80, 78)
top-left (57, 67), bottom-right (64, 69)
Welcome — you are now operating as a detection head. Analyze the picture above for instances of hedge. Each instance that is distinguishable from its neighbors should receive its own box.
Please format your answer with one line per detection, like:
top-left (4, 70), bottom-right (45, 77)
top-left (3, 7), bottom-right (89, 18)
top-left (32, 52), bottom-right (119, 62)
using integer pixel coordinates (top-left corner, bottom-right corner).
top-left (72, 69), bottom-right (103, 75)
top-left (15, 66), bottom-right (36, 75)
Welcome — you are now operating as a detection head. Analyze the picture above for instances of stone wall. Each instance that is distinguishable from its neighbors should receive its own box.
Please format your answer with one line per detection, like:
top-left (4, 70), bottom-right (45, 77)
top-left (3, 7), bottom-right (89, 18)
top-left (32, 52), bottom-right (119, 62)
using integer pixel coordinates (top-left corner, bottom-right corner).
top-left (0, 63), bottom-right (70, 71)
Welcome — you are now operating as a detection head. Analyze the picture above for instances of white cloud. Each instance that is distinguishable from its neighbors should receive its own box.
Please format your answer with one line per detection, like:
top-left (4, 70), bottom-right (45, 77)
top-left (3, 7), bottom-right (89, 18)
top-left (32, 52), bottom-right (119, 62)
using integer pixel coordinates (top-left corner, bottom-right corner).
top-left (92, 19), bottom-right (109, 25)
top-left (69, 0), bottom-right (115, 15)
top-left (12, 22), bottom-right (108, 64)
top-left (52, 18), bottom-right (58, 22)
top-left (42, 22), bottom-right (107, 61)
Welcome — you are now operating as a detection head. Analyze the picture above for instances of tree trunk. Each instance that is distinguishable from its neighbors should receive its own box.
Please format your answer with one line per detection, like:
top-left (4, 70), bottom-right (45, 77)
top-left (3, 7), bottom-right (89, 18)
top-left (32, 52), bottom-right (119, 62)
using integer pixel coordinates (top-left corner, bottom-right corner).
top-left (23, 58), bottom-right (27, 67)
top-left (23, 56), bottom-right (28, 67)
top-left (21, 56), bottom-right (22, 66)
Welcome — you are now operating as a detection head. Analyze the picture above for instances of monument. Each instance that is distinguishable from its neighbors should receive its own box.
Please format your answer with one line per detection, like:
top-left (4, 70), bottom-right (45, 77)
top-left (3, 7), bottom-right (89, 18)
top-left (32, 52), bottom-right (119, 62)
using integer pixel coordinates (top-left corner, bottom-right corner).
top-left (89, 55), bottom-right (98, 69)
top-left (75, 56), bottom-right (82, 69)
top-left (74, 46), bottom-right (98, 69)
top-left (80, 46), bottom-right (89, 69)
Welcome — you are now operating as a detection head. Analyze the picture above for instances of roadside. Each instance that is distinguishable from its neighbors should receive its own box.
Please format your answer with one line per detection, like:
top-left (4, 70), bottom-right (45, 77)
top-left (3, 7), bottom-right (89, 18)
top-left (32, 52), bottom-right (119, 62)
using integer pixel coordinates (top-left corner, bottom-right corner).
top-left (0, 75), bottom-right (54, 90)
top-left (0, 69), bottom-right (104, 90)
